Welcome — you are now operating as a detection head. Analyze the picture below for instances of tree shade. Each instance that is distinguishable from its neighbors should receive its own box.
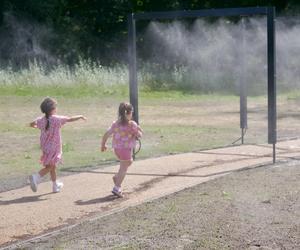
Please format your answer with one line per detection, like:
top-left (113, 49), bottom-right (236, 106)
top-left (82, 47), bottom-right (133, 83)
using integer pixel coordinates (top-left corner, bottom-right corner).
top-left (0, 0), bottom-right (297, 65)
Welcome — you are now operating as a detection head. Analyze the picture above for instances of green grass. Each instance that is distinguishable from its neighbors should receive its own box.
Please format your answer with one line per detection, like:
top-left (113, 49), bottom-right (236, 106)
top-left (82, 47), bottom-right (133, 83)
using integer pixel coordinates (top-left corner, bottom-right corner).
top-left (0, 88), bottom-right (274, 183)
top-left (0, 84), bottom-right (128, 98)
top-left (0, 82), bottom-right (246, 100)
top-left (0, 122), bottom-right (32, 133)
top-left (0, 92), bottom-right (244, 182)
top-left (138, 124), bottom-right (239, 158)
top-left (0, 62), bottom-right (298, 184)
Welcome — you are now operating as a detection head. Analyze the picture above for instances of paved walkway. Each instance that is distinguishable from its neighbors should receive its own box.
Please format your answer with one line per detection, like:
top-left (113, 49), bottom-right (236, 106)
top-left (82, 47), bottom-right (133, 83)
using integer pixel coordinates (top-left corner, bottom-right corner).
top-left (1, 139), bottom-right (300, 247)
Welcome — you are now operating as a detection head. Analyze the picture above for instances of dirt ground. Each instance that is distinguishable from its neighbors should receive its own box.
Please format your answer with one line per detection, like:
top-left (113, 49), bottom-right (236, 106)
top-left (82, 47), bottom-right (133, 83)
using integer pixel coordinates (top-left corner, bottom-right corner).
top-left (3, 158), bottom-right (300, 249)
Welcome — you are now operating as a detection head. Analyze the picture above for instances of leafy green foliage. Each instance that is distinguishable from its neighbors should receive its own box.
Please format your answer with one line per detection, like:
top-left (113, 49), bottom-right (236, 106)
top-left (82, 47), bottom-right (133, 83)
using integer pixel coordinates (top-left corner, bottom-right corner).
top-left (0, 0), bottom-right (297, 65)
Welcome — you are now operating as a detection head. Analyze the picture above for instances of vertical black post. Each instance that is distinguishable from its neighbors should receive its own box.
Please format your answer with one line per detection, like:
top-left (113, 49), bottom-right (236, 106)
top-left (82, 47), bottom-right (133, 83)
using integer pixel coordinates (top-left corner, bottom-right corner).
top-left (128, 14), bottom-right (138, 160)
top-left (128, 14), bottom-right (139, 124)
top-left (267, 7), bottom-right (276, 163)
top-left (240, 17), bottom-right (247, 144)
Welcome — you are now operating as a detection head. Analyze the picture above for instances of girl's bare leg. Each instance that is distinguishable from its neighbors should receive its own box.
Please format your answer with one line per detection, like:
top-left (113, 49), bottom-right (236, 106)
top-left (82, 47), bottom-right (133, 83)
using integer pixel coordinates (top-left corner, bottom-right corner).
top-left (49, 165), bottom-right (63, 193)
top-left (114, 160), bottom-right (132, 188)
top-left (38, 165), bottom-right (52, 177)
top-left (50, 165), bottom-right (57, 182)
top-left (30, 165), bottom-right (54, 192)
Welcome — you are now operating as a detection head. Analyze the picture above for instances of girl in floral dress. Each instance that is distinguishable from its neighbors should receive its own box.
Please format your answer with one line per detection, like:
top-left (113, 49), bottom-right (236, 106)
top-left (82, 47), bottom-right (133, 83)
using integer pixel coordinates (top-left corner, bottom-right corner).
top-left (29, 97), bottom-right (86, 193)
top-left (101, 102), bottom-right (142, 197)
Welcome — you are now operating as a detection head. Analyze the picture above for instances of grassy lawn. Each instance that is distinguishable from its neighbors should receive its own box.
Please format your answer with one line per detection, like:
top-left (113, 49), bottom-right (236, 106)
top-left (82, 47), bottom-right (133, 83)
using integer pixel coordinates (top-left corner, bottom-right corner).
top-left (0, 88), bottom-right (237, 178)
top-left (0, 83), bottom-right (300, 184)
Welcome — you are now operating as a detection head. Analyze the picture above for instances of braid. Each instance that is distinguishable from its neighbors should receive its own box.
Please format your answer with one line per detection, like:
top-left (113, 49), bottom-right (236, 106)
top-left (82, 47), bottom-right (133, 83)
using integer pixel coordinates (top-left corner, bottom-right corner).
top-left (119, 103), bottom-right (127, 125)
top-left (45, 113), bottom-right (50, 130)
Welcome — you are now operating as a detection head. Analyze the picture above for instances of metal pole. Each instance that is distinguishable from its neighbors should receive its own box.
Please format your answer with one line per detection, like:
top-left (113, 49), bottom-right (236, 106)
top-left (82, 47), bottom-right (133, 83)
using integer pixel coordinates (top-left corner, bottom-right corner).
top-left (128, 14), bottom-right (139, 160)
top-left (240, 17), bottom-right (248, 144)
top-left (128, 14), bottom-right (139, 124)
top-left (267, 7), bottom-right (276, 163)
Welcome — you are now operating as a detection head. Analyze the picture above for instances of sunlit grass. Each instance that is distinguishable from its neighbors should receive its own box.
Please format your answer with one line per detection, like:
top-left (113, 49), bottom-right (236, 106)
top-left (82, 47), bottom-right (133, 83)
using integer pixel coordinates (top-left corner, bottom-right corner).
top-left (0, 60), bottom-right (128, 86)
top-left (0, 60), bottom-right (129, 98)
top-left (0, 60), bottom-right (265, 97)
top-left (0, 61), bottom-right (299, 185)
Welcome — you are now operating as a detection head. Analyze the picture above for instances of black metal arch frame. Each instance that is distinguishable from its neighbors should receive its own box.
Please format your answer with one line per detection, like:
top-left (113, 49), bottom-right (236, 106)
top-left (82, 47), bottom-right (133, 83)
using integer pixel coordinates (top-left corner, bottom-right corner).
top-left (128, 7), bottom-right (276, 162)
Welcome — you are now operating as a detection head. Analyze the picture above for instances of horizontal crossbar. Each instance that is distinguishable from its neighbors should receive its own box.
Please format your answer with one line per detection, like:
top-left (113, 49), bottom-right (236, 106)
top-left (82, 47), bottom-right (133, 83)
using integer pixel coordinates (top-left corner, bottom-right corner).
top-left (133, 7), bottom-right (268, 20)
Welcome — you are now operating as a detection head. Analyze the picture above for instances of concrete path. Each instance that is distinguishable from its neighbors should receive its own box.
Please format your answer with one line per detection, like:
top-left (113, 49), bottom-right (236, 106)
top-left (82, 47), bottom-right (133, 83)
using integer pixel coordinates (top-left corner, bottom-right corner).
top-left (1, 139), bottom-right (300, 247)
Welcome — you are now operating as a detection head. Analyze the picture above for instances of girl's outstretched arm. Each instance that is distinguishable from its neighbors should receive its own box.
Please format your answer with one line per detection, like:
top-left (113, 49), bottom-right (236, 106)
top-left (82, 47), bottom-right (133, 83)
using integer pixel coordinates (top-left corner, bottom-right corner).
top-left (67, 115), bottom-right (87, 122)
top-left (29, 121), bottom-right (37, 128)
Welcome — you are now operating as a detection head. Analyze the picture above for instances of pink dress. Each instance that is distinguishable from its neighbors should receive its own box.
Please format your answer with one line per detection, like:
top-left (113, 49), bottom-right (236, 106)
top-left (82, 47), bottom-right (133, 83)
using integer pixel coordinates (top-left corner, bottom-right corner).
top-left (107, 120), bottom-right (139, 149)
top-left (36, 115), bottom-right (69, 166)
top-left (107, 120), bottom-right (140, 161)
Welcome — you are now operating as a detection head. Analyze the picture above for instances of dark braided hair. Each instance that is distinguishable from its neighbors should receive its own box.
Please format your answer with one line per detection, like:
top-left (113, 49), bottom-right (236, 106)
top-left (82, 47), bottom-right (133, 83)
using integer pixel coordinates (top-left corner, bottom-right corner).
top-left (40, 97), bottom-right (57, 130)
top-left (118, 102), bottom-right (133, 125)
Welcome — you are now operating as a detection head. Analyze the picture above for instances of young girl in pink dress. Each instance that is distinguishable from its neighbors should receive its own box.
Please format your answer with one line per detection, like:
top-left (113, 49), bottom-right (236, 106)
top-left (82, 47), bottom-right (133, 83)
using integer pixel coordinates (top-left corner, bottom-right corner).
top-left (101, 102), bottom-right (142, 197)
top-left (29, 97), bottom-right (86, 193)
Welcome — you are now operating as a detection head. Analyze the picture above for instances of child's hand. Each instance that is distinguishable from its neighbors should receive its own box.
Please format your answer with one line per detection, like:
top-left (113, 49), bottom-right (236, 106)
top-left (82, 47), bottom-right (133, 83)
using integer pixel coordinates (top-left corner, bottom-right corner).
top-left (101, 145), bottom-right (107, 152)
top-left (81, 116), bottom-right (87, 121)
top-left (29, 121), bottom-right (37, 128)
